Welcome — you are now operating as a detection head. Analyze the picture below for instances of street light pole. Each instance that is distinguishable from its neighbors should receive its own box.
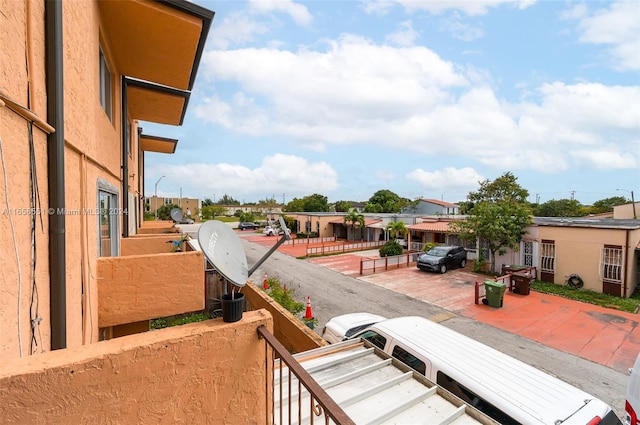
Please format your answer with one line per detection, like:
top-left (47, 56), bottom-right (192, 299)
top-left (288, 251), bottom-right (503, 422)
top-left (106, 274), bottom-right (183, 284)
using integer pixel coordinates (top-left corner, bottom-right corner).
top-left (154, 175), bottom-right (165, 220)
top-left (617, 188), bottom-right (636, 219)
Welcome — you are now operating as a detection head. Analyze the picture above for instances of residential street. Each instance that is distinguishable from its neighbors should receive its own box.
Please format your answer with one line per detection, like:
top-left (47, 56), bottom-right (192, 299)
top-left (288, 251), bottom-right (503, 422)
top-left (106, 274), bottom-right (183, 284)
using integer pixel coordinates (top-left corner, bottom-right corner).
top-left (240, 237), bottom-right (629, 419)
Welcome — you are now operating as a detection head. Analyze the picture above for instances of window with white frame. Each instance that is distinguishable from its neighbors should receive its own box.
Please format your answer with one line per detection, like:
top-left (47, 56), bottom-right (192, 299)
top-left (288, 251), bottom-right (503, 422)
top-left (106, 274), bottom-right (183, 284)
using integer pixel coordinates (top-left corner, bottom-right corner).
top-left (99, 48), bottom-right (112, 121)
top-left (540, 240), bottom-right (555, 273)
top-left (602, 245), bottom-right (623, 283)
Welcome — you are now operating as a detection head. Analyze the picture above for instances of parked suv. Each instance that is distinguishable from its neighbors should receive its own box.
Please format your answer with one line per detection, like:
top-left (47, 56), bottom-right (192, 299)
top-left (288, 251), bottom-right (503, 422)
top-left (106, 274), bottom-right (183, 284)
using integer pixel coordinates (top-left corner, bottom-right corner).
top-left (238, 222), bottom-right (259, 231)
top-left (417, 245), bottom-right (466, 274)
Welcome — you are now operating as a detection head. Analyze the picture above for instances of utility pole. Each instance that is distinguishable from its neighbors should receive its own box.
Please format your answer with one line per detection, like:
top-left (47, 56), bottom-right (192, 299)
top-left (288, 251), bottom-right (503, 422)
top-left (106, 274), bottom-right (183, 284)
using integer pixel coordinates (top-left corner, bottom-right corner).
top-left (154, 176), bottom-right (165, 220)
top-left (617, 189), bottom-right (637, 219)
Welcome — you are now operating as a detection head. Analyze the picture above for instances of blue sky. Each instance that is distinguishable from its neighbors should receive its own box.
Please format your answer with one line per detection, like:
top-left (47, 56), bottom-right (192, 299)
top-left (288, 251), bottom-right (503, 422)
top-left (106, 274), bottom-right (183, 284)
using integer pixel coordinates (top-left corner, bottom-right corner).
top-left (143, 0), bottom-right (639, 206)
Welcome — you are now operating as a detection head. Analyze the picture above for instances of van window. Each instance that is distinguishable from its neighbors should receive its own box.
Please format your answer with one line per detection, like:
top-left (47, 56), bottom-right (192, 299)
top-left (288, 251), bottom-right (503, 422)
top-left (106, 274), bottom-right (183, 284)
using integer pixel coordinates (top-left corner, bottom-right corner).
top-left (359, 331), bottom-right (386, 350)
top-left (437, 371), bottom-right (518, 425)
top-left (391, 345), bottom-right (426, 375)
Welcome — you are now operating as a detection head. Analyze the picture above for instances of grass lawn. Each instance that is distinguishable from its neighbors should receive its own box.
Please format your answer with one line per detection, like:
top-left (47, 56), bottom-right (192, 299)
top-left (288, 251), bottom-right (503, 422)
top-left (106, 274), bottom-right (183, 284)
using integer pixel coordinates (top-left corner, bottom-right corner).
top-left (531, 280), bottom-right (640, 313)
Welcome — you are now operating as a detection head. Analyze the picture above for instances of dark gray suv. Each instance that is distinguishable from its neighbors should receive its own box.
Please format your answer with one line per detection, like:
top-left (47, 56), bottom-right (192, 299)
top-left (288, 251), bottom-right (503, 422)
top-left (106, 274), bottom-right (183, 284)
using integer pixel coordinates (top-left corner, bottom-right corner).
top-left (238, 222), bottom-right (259, 230)
top-left (417, 245), bottom-right (467, 274)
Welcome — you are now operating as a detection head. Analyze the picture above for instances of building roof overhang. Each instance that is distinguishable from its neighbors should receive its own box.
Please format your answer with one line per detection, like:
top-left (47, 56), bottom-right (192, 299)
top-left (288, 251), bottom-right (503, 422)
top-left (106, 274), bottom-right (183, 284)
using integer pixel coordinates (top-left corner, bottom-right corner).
top-left (125, 78), bottom-right (190, 126)
top-left (140, 134), bottom-right (178, 154)
top-left (98, 0), bottom-right (213, 92)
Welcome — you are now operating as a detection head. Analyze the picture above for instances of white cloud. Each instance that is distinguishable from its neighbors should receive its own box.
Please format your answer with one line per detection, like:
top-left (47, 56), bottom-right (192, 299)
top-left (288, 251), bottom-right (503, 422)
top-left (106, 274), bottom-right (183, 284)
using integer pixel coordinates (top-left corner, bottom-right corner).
top-left (361, 0), bottom-right (396, 16)
top-left (406, 167), bottom-right (485, 192)
top-left (386, 20), bottom-right (419, 47)
top-left (569, 1), bottom-right (640, 71)
top-left (151, 154), bottom-right (338, 199)
top-left (207, 12), bottom-right (271, 50)
top-left (438, 14), bottom-right (485, 41)
top-left (390, 0), bottom-right (535, 16)
top-left (569, 148), bottom-right (639, 170)
top-left (195, 36), bottom-right (639, 175)
top-left (248, 0), bottom-right (313, 27)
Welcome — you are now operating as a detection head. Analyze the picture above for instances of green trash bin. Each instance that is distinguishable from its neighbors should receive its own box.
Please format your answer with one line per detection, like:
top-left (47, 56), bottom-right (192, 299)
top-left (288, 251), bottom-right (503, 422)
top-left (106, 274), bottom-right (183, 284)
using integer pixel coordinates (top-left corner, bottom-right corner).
top-left (484, 280), bottom-right (507, 308)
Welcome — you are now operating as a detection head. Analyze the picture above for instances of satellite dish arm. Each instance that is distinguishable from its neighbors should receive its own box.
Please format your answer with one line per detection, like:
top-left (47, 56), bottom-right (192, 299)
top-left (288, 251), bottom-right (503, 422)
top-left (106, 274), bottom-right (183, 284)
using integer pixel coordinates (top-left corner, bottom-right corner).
top-left (248, 217), bottom-right (291, 277)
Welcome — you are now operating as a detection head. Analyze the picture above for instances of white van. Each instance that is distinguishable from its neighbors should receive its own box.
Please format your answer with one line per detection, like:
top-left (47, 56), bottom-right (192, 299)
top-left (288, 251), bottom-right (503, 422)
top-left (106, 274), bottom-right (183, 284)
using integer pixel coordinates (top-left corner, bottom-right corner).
top-left (351, 316), bottom-right (621, 425)
top-left (321, 312), bottom-right (387, 344)
top-left (626, 352), bottom-right (640, 425)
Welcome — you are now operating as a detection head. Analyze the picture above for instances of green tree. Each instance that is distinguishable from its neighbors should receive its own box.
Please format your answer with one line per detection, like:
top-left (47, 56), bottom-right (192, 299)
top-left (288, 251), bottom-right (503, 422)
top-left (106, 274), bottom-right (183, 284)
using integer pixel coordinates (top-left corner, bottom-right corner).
top-left (202, 198), bottom-right (214, 207)
top-left (589, 196), bottom-right (628, 214)
top-left (239, 211), bottom-right (255, 223)
top-left (402, 199), bottom-right (422, 214)
top-left (344, 209), bottom-right (365, 242)
top-left (156, 203), bottom-right (180, 221)
top-left (283, 194), bottom-right (329, 212)
top-left (450, 172), bottom-right (532, 274)
top-left (364, 190), bottom-right (406, 213)
top-left (386, 221), bottom-right (407, 239)
top-left (201, 205), bottom-right (226, 220)
top-left (283, 197), bottom-right (305, 212)
top-left (334, 200), bottom-right (352, 212)
top-left (303, 193), bottom-right (329, 212)
top-left (258, 197), bottom-right (279, 210)
top-left (533, 199), bottom-right (585, 217)
top-left (217, 194), bottom-right (239, 205)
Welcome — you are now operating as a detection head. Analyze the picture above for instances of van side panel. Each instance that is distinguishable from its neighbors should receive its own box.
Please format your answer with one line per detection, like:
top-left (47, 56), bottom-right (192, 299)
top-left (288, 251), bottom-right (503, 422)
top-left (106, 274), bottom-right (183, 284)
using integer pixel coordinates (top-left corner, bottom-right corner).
top-left (359, 317), bottom-right (619, 425)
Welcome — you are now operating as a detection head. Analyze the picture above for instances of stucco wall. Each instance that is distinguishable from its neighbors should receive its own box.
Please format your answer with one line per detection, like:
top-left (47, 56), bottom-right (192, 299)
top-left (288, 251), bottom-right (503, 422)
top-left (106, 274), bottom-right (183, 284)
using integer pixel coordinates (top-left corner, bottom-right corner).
top-left (97, 251), bottom-right (205, 327)
top-left (121, 234), bottom-right (179, 255)
top-left (243, 283), bottom-right (326, 353)
top-left (0, 0), bottom-right (52, 360)
top-left (538, 226), bottom-right (631, 293)
top-left (0, 311), bottom-right (272, 424)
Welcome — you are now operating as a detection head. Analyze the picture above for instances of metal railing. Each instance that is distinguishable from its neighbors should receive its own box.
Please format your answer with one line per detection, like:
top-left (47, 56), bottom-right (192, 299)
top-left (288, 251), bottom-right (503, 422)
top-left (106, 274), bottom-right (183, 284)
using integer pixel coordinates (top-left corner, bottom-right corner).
top-left (306, 240), bottom-right (385, 256)
top-left (359, 252), bottom-right (420, 275)
top-left (257, 325), bottom-right (355, 425)
top-left (282, 236), bottom-right (337, 246)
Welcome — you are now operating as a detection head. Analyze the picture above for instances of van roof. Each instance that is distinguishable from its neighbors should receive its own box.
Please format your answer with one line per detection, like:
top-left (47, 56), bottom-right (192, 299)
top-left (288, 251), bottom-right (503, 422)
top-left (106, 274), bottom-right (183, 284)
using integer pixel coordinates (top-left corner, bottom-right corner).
top-left (370, 316), bottom-right (612, 424)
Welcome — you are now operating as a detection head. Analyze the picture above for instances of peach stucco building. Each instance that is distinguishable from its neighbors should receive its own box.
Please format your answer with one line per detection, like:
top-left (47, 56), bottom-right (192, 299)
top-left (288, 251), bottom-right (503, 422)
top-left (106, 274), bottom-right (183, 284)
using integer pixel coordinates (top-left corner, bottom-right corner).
top-left (0, 1), bottom-right (330, 422)
top-left (1, 0), bottom-right (216, 358)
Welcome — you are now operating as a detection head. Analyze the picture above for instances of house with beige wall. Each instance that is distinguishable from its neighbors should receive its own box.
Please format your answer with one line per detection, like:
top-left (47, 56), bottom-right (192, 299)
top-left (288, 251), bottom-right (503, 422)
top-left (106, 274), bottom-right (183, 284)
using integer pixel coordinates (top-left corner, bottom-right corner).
top-left (146, 195), bottom-right (200, 218)
top-left (494, 217), bottom-right (640, 298)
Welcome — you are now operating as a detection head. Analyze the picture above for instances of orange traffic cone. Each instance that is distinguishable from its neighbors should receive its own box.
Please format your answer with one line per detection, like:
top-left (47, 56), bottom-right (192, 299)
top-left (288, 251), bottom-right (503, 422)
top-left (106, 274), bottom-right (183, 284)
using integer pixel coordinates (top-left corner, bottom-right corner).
top-left (304, 296), bottom-right (313, 319)
top-left (263, 272), bottom-right (269, 290)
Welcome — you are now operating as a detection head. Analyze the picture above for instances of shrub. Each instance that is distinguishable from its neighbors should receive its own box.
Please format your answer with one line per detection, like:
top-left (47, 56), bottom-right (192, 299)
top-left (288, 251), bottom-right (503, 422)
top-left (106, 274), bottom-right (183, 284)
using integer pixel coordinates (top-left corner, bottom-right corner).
top-left (379, 240), bottom-right (403, 257)
top-left (422, 242), bottom-right (437, 252)
top-left (265, 278), bottom-right (304, 316)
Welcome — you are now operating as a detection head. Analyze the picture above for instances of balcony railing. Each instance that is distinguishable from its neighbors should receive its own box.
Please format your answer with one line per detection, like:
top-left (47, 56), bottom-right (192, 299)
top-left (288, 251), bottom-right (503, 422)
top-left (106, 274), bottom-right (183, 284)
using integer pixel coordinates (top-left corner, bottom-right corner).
top-left (257, 325), bottom-right (356, 425)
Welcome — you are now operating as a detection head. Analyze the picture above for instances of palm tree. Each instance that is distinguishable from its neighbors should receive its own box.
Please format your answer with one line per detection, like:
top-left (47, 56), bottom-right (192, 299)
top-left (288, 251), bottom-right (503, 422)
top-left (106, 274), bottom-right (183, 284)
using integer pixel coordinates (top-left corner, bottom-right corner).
top-left (386, 220), bottom-right (407, 240)
top-left (344, 209), bottom-right (365, 242)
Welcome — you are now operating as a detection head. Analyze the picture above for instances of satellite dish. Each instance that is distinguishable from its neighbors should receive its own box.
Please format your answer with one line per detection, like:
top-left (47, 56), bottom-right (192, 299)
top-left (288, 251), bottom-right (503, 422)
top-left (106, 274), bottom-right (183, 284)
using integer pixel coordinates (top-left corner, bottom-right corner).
top-left (170, 208), bottom-right (183, 222)
top-left (198, 220), bottom-right (248, 288)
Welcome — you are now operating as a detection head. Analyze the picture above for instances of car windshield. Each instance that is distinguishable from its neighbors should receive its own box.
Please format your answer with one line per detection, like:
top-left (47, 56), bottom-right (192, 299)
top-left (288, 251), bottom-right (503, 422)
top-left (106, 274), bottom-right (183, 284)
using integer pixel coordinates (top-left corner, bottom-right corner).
top-left (427, 247), bottom-right (448, 257)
